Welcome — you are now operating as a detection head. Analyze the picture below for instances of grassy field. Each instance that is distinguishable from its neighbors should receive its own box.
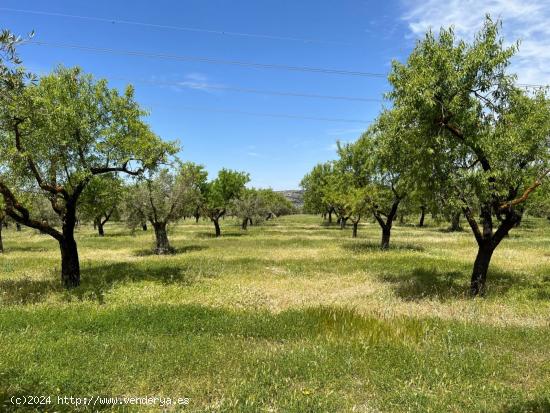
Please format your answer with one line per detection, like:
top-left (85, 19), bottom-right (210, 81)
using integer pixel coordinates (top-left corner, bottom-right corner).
top-left (0, 215), bottom-right (549, 412)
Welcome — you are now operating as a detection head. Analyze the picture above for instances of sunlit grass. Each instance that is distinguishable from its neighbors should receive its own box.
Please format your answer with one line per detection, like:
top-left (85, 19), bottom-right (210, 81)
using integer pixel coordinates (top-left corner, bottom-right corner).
top-left (0, 215), bottom-right (549, 412)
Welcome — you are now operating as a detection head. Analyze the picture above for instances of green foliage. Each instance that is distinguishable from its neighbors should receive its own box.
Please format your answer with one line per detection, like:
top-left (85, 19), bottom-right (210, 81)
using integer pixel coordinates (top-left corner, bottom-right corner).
top-left (203, 168), bottom-right (250, 220)
top-left (258, 189), bottom-right (295, 217)
top-left (79, 174), bottom-right (126, 225)
top-left (387, 17), bottom-right (549, 214)
top-left (300, 162), bottom-right (335, 215)
top-left (126, 163), bottom-right (206, 228)
top-left (230, 188), bottom-right (269, 225)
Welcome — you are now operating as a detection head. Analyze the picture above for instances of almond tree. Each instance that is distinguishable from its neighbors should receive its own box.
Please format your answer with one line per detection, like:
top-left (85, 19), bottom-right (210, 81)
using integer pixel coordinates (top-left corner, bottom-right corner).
top-left (79, 174), bottom-right (126, 236)
top-left (388, 18), bottom-right (550, 295)
top-left (0, 38), bottom-right (175, 287)
top-left (202, 169), bottom-right (249, 237)
top-left (230, 188), bottom-right (269, 230)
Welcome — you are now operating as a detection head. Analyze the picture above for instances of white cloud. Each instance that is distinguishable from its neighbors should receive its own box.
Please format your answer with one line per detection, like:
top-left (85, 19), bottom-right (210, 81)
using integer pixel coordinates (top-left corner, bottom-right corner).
top-left (401, 0), bottom-right (550, 85)
top-left (177, 72), bottom-right (225, 93)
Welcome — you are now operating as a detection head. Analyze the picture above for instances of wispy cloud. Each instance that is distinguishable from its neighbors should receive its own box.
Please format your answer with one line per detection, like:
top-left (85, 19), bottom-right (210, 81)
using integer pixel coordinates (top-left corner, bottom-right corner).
top-left (401, 0), bottom-right (550, 85)
top-left (246, 151), bottom-right (261, 157)
top-left (150, 72), bottom-right (225, 94)
top-left (177, 72), bottom-right (225, 92)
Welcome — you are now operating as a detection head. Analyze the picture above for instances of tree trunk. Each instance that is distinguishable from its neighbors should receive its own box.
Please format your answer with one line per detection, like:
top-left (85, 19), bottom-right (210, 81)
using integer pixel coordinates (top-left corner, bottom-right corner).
top-left (328, 210), bottom-right (332, 223)
top-left (374, 198), bottom-right (400, 250)
top-left (213, 218), bottom-right (221, 237)
top-left (142, 223), bottom-right (148, 231)
top-left (470, 244), bottom-right (494, 296)
top-left (450, 212), bottom-right (462, 231)
top-left (241, 218), bottom-right (248, 230)
top-left (352, 222), bottom-right (358, 238)
top-left (0, 223), bottom-right (4, 253)
top-left (153, 222), bottom-right (171, 254)
top-left (418, 206), bottom-right (426, 227)
top-left (16, 222), bottom-right (21, 232)
top-left (96, 219), bottom-right (105, 237)
top-left (339, 217), bottom-right (348, 229)
top-left (59, 232), bottom-right (80, 288)
top-left (381, 228), bottom-right (391, 250)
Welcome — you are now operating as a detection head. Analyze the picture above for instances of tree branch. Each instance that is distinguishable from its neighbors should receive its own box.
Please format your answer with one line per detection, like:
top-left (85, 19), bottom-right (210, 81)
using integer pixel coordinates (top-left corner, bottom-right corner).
top-left (499, 169), bottom-right (549, 211)
top-left (0, 181), bottom-right (63, 240)
top-left (13, 119), bottom-right (69, 198)
top-left (462, 205), bottom-right (483, 246)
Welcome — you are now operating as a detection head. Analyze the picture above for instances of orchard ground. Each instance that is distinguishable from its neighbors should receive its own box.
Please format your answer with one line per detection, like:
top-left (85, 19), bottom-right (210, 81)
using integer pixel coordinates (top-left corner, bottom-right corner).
top-left (0, 215), bottom-right (549, 412)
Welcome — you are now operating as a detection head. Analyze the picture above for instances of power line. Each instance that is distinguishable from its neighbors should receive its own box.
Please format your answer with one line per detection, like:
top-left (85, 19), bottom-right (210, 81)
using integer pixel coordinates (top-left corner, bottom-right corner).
top-left (91, 75), bottom-right (385, 102)
top-left (26, 40), bottom-right (387, 78)
top-left (144, 103), bottom-right (372, 124)
top-left (1, 7), bottom-right (349, 46)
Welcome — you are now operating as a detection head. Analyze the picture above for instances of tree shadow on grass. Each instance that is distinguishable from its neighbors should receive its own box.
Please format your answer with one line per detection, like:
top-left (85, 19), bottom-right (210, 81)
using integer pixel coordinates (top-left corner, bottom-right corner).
top-left (134, 244), bottom-right (208, 257)
top-left (194, 231), bottom-right (248, 239)
top-left (0, 262), bottom-right (201, 306)
top-left (379, 266), bottom-right (546, 301)
top-left (0, 277), bottom-right (62, 305)
top-left (379, 268), bottom-right (468, 301)
top-left (4, 245), bottom-right (52, 253)
top-left (501, 397), bottom-right (550, 413)
top-left (342, 241), bottom-right (425, 253)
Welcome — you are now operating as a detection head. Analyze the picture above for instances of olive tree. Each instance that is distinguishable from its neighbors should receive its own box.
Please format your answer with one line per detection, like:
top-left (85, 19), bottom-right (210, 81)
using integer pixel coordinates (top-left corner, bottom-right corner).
top-left (202, 169), bottom-right (249, 237)
top-left (261, 189), bottom-right (295, 219)
top-left (230, 188), bottom-right (269, 230)
top-left (126, 162), bottom-right (206, 253)
top-left (388, 18), bottom-right (550, 295)
top-left (0, 56), bottom-right (175, 287)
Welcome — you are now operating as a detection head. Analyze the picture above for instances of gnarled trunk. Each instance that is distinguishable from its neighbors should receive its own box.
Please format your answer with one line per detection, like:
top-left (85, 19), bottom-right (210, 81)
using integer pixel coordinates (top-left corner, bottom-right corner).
top-left (328, 210), bottom-right (333, 223)
top-left (153, 222), bottom-right (171, 254)
top-left (464, 205), bottom-right (520, 297)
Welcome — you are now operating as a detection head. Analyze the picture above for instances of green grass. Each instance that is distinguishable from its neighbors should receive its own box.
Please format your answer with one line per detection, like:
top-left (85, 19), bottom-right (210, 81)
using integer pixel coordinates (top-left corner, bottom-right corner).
top-left (0, 215), bottom-right (549, 412)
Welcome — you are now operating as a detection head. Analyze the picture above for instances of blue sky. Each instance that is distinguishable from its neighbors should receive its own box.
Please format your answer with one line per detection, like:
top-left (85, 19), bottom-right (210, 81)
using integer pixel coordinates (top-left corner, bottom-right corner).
top-left (1, 0), bottom-right (548, 189)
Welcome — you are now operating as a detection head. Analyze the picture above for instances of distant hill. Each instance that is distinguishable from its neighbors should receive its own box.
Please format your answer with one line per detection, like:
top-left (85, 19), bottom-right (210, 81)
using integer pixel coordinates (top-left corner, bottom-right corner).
top-left (276, 190), bottom-right (304, 209)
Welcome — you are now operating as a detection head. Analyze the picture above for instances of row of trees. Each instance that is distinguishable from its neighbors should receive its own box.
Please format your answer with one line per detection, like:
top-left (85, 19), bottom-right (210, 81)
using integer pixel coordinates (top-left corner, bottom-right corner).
top-left (302, 18), bottom-right (550, 296)
top-left (0, 30), bottom-right (294, 288)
